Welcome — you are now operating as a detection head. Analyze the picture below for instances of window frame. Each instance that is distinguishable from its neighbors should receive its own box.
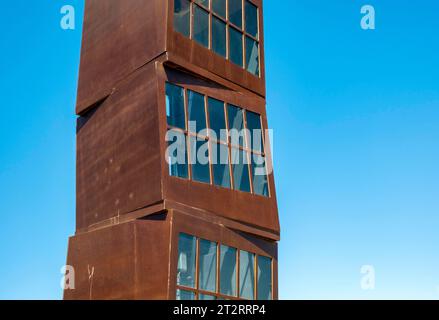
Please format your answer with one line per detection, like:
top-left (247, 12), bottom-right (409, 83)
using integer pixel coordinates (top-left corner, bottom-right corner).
top-left (173, 0), bottom-right (261, 77)
top-left (165, 81), bottom-right (271, 198)
top-left (175, 232), bottom-right (273, 300)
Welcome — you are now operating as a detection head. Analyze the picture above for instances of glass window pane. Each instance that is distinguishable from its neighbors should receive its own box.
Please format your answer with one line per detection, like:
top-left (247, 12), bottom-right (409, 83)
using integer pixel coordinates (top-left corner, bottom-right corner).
top-left (257, 256), bottom-right (272, 300)
top-left (211, 143), bottom-right (231, 189)
top-left (220, 245), bottom-right (237, 296)
top-left (189, 136), bottom-right (211, 184)
top-left (245, 1), bottom-right (258, 38)
top-left (193, 5), bottom-right (209, 48)
top-left (239, 250), bottom-right (255, 299)
top-left (177, 234), bottom-right (196, 288)
top-left (208, 98), bottom-right (227, 142)
top-left (227, 105), bottom-right (245, 147)
top-left (229, 28), bottom-right (243, 67)
top-left (246, 111), bottom-right (263, 152)
top-left (212, 0), bottom-right (226, 18)
top-left (166, 83), bottom-right (186, 129)
top-left (188, 90), bottom-right (207, 134)
top-left (251, 154), bottom-right (269, 197)
top-left (195, 0), bottom-right (209, 8)
top-left (212, 16), bottom-right (227, 58)
top-left (231, 148), bottom-right (251, 193)
top-left (229, 0), bottom-right (242, 28)
top-left (245, 37), bottom-right (259, 76)
top-left (176, 289), bottom-right (196, 300)
top-left (199, 239), bottom-right (217, 293)
top-left (199, 294), bottom-right (217, 300)
top-left (167, 130), bottom-right (188, 179)
top-left (174, 0), bottom-right (191, 37)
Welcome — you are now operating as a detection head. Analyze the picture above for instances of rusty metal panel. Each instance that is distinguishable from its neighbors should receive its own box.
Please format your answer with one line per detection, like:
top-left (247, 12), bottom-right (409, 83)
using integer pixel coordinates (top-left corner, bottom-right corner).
top-left (167, 34), bottom-right (266, 98)
top-left (64, 222), bottom-right (137, 300)
top-left (76, 63), bottom-right (163, 231)
top-left (76, 0), bottom-right (267, 115)
top-left (165, 177), bottom-right (280, 234)
top-left (76, 0), bottom-right (168, 114)
top-left (68, 0), bottom-right (279, 301)
top-left (64, 219), bottom-right (171, 300)
top-left (134, 217), bottom-right (173, 299)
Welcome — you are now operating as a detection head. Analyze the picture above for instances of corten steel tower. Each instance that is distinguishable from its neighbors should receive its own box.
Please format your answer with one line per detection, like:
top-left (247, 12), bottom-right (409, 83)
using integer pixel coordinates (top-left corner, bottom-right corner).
top-left (65, 0), bottom-right (280, 300)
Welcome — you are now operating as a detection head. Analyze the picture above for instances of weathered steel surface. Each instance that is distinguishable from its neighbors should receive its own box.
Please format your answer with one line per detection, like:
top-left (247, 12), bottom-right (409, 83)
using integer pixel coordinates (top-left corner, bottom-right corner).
top-left (158, 66), bottom-right (280, 235)
top-left (76, 0), bottom-right (168, 114)
top-left (64, 218), bottom-right (171, 300)
top-left (76, 62), bottom-right (163, 231)
top-left (67, 0), bottom-right (279, 300)
top-left (65, 210), bottom-right (278, 300)
top-left (76, 0), bottom-right (266, 114)
top-left (76, 62), bottom-right (280, 236)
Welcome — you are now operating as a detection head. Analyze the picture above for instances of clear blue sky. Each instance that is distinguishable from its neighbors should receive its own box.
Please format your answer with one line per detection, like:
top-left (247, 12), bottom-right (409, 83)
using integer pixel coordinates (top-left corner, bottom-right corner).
top-left (0, 0), bottom-right (438, 300)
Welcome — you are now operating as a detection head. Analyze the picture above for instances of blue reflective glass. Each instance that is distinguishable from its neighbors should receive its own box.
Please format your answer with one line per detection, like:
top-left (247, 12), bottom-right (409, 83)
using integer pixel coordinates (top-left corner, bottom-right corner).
top-left (246, 111), bottom-right (263, 152)
top-left (229, 27), bottom-right (243, 67)
top-left (199, 239), bottom-right (217, 292)
top-left (176, 289), bottom-right (196, 300)
top-left (188, 90), bottom-right (207, 134)
top-left (257, 256), bottom-right (272, 300)
top-left (194, 5), bottom-right (209, 48)
top-left (239, 250), bottom-right (255, 299)
top-left (211, 143), bottom-right (231, 189)
top-left (212, 0), bottom-right (226, 18)
top-left (227, 104), bottom-right (245, 147)
top-left (212, 16), bottom-right (227, 58)
top-left (167, 130), bottom-right (188, 179)
top-left (166, 83), bottom-right (186, 129)
top-left (220, 245), bottom-right (237, 296)
top-left (189, 136), bottom-right (211, 184)
top-left (229, 0), bottom-right (242, 28)
top-left (195, 0), bottom-right (209, 8)
top-left (245, 1), bottom-right (258, 38)
top-left (174, 0), bottom-right (191, 37)
top-left (251, 153), bottom-right (269, 197)
top-left (177, 234), bottom-right (196, 288)
top-left (245, 36), bottom-right (259, 76)
top-left (208, 98), bottom-right (227, 141)
top-left (231, 148), bottom-right (251, 193)
top-left (199, 294), bottom-right (216, 300)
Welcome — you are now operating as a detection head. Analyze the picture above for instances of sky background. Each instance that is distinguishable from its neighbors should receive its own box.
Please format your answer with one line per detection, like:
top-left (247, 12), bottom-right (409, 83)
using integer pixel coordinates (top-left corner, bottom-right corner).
top-left (0, 0), bottom-right (438, 299)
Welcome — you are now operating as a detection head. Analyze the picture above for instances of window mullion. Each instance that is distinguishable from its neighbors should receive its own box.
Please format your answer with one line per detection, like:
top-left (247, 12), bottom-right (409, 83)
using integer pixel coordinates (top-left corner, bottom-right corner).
top-left (216, 243), bottom-right (221, 295)
top-left (236, 249), bottom-right (240, 298)
top-left (243, 111), bottom-right (254, 194)
top-left (270, 259), bottom-right (274, 300)
top-left (226, 0), bottom-right (229, 59)
top-left (190, 1), bottom-right (193, 39)
top-left (203, 95), bottom-right (214, 185)
top-left (224, 103), bottom-right (235, 190)
top-left (209, 11), bottom-right (212, 49)
top-left (242, 0), bottom-right (245, 70)
top-left (254, 255), bottom-right (258, 300)
top-left (241, 0), bottom-right (245, 34)
top-left (195, 237), bottom-right (200, 292)
top-left (184, 89), bottom-right (193, 180)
